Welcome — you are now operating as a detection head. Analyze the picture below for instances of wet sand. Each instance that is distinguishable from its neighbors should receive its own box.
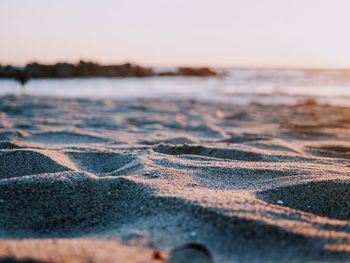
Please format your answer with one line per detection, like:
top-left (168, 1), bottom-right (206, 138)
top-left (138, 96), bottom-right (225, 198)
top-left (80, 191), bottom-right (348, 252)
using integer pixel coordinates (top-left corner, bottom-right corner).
top-left (0, 95), bottom-right (350, 262)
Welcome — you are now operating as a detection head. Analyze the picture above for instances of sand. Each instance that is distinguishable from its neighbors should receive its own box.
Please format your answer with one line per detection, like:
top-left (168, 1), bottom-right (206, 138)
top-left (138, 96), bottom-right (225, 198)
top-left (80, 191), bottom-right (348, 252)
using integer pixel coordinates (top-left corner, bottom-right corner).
top-left (0, 95), bottom-right (350, 263)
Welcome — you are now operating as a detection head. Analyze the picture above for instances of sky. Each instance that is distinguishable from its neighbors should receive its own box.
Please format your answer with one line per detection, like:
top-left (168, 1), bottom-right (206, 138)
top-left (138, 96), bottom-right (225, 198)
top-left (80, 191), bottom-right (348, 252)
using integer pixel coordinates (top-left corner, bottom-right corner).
top-left (0, 0), bottom-right (349, 68)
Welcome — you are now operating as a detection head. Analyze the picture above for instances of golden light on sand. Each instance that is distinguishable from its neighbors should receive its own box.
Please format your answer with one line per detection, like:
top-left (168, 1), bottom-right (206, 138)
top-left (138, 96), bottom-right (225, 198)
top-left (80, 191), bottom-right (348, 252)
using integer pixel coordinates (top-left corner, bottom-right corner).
top-left (1, 1), bottom-right (350, 262)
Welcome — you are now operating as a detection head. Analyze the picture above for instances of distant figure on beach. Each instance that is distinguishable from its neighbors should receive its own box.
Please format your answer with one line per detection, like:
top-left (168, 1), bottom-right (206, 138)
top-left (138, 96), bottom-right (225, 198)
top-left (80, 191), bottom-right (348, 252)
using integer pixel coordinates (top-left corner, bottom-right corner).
top-left (14, 70), bottom-right (29, 95)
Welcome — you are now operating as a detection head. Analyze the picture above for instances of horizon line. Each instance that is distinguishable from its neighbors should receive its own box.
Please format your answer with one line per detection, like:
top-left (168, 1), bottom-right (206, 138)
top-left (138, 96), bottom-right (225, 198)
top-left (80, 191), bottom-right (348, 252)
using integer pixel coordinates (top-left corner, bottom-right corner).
top-left (1, 60), bottom-right (350, 72)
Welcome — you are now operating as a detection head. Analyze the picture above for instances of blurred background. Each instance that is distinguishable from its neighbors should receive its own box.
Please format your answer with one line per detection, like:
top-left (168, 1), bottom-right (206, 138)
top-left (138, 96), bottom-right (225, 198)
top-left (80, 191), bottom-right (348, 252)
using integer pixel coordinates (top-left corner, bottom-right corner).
top-left (0, 0), bottom-right (349, 104)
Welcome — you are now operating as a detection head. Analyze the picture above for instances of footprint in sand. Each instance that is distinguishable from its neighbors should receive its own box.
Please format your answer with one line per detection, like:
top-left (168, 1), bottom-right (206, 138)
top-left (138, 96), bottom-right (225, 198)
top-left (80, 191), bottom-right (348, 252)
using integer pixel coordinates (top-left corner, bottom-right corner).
top-left (66, 152), bottom-right (141, 176)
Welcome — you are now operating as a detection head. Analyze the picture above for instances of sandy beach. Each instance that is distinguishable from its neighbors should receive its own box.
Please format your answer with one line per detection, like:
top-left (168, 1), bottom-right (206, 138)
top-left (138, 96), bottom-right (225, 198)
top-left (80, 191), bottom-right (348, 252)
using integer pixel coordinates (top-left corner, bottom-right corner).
top-left (0, 95), bottom-right (350, 262)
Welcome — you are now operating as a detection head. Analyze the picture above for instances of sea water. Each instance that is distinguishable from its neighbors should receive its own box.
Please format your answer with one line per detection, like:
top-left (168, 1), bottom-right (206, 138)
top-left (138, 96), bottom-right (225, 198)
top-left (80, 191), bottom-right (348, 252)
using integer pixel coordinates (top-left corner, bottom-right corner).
top-left (1, 68), bottom-right (350, 105)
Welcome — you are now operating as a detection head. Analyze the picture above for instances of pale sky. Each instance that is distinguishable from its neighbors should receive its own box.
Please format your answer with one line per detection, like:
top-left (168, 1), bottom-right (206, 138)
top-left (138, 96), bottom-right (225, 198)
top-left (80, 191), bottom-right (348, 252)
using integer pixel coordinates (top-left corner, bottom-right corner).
top-left (0, 0), bottom-right (349, 68)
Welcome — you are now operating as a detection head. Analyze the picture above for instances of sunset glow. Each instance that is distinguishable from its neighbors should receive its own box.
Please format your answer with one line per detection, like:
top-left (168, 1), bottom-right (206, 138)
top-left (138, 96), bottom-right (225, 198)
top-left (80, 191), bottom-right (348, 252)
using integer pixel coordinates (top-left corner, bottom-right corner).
top-left (1, 0), bottom-right (350, 68)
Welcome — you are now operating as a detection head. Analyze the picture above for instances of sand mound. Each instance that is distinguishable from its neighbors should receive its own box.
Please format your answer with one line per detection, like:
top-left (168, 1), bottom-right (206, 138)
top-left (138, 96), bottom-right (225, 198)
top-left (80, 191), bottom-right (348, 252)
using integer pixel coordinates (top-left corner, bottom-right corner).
top-left (25, 131), bottom-right (108, 144)
top-left (0, 150), bottom-right (70, 179)
top-left (66, 152), bottom-right (140, 175)
top-left (0, 141), bottom-right (22, 149)
top-left (257, 180), bottom-right (350, 220)
top-left (1, 96), bottom-right (350, 262)
top-left (0, 172), bottom-right (307, 254)
top-left (0, 174), bottom-right (151, 236)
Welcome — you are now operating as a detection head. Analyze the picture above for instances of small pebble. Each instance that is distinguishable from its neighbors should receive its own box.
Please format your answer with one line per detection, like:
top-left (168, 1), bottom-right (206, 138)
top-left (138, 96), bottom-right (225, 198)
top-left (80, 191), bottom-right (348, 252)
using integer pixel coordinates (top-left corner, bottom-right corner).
top-left (277, 200), bottom-right (284, 205)
top-left (153, 249), bottom-right (164, 260)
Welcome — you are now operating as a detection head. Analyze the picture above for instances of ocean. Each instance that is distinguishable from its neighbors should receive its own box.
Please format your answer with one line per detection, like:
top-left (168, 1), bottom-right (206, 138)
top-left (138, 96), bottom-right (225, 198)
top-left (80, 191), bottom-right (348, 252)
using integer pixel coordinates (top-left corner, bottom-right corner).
top-left (1, 68), bottom-right (350, 105)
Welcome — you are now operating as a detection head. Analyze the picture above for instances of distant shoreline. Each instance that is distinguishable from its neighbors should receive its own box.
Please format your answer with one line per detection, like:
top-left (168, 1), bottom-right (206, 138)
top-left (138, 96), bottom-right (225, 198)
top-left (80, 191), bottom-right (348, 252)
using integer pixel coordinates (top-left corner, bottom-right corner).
top-left (0, 61), bottom-right (221, 80)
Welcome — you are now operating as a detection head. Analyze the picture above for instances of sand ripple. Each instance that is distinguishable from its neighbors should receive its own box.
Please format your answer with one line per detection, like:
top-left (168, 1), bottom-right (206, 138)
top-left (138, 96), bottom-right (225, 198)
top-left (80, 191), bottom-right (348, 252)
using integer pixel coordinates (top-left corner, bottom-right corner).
top-left (0, 96), bottom-right (350, 262)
